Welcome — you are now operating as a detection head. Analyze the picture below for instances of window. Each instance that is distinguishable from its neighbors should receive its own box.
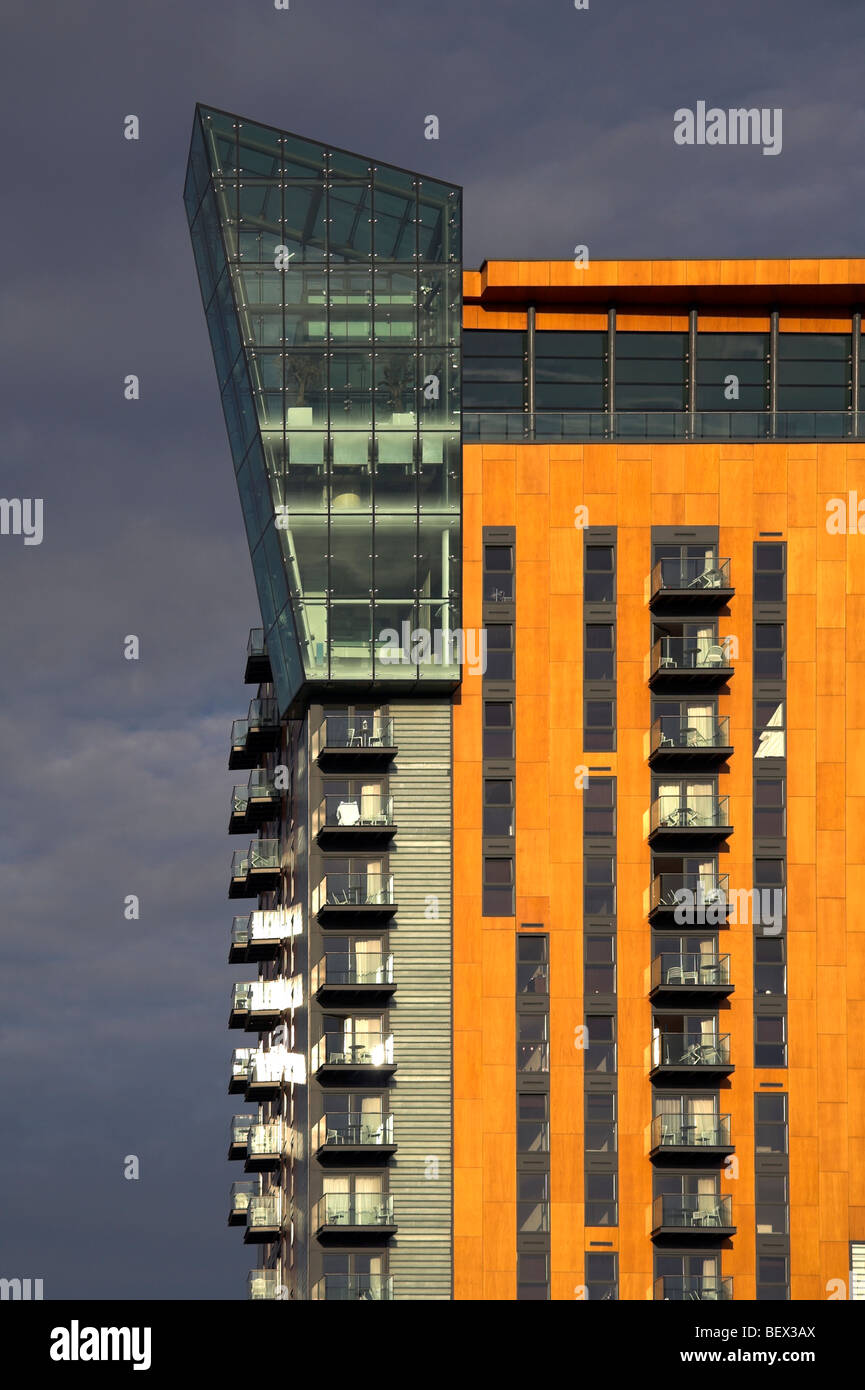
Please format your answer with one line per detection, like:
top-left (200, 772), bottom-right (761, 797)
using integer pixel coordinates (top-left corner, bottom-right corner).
top-left (517, 1014), bottom-right (549, 1073)
top-left (485, 623), bottom-right (514, 681)
top-left (615, 332), bottom-right (687, 412)
top-left (483, 700), bottom-right (514, 758)
top-left (756, 1175), bottom-right (789, 1235)
top-left (754, 779), bottom-right (786, 837)
top-left (484, 545), bottom-right (513, 603)
top-left (756, 1255), bottom-right (790, 1301)
top-left (776, 333), bottom-right (850, 414)
top-left (585, 935), bottom-right (616, 995)
top-left (754, 542), bottom-right (786, 602)
top-left (535, 331), bottom-right (606, 411)
top-left (584, 856), bottom-right (615, 916)
top-left (584, 545), bottom-right (615, 602)
top-left (585, 1015), bottom-right (616, 1073)
top-left (583, 778), bottom-right (616, 837)
top-left (584, 623), bottom-right (615, 680)
top-left (585, 1251), bottom-right (618, 1301)
top-left (483, 857), bottom-right (514, 916)
top-left (755, 700), bottom-right (785, 758)
top-left (696, 333), bottom-right (768, 412)
top-left (755, 623), bottom-right (785, 679)
top-left (755, 1016), bottom-right (787, 1068)
top-left (517, 1094), bottom-right (549, 1153)
top-left (517, 1253), bottom-right (549, 1301)
top-left (463, 330), bottom-right (525, 412)
top-left (585, 1172), bottom-right (617, 1226)
top-left (755, 1093), bottom-right (788, 1154)
top-left (585, 1093), bottom-right (616, 1153)
top-left (517, 935), bottom-right (549, 995)
top-left (584, 699), bottom-right (616, 752)
top-left (755, 938), bottom-right (786, 996)
top-left (484, 778), bottom-right (514, 837)
top-left (518, 1172), bottom-right (550, 1233)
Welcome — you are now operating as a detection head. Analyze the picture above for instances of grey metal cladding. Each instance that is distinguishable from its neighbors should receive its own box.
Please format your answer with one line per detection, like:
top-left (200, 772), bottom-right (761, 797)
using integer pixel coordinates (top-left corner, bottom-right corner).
top-left (386, 700), bottom-right (454, 1298)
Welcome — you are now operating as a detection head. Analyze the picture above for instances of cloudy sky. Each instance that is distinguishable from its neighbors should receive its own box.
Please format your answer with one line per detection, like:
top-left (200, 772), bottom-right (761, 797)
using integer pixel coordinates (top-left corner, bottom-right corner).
top-left (1, 0), bottom-right (863, 1300)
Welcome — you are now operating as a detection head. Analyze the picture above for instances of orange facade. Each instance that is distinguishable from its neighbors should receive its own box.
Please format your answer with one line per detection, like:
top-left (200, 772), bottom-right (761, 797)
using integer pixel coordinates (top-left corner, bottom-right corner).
top-left (453, 260), bottom-right (865, 1301)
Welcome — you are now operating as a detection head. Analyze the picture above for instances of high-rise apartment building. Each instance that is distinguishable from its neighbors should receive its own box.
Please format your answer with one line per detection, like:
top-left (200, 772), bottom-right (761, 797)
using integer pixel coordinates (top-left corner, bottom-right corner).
top-left (186, 104), bottom-right (865, 1302)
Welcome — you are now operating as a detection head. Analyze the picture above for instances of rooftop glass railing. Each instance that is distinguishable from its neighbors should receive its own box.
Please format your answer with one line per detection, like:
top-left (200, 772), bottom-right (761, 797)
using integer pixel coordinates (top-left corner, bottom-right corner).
top-left (464, 409), bottom-right (864, 443)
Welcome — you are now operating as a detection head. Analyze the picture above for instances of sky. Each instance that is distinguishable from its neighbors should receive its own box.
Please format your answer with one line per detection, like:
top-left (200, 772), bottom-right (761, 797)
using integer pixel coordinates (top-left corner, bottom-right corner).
top-left (1, 0), bottom-right (864, 1300)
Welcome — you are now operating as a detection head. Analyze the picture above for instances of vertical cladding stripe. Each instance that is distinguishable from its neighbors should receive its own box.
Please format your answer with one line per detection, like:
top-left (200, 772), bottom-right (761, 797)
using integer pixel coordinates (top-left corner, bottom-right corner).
top-left (387, 701), bottom-right (454, 1298)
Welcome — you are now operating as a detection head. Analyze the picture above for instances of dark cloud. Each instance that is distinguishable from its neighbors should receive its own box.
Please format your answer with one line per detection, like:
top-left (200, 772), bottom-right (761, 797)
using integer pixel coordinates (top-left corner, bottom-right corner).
top-left (1, 0), bottom-right (862, 1298)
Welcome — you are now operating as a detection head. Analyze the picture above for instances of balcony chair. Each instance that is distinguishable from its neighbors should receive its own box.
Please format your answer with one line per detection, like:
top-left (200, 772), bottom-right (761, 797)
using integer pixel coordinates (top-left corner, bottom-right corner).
top-left (667, 964), bottom-right (699, 986)
top-left (336, 800), bottom-right (361, 826)
top-left (704, 644), bottom-right (726, 666)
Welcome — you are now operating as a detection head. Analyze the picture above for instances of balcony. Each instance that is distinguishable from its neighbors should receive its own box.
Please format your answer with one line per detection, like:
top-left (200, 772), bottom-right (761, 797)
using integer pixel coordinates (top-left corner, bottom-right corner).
top-left (649, 873), bottom-right (730, 923)
top-left (229, 1049), bottom-right (257, 1095)
top-left (649, 639), bottom-right (733, 689)
top-left (313, 873), bottom-right (396, 921)
top-left (229, 1115), bottom-right (254, 1161)
top-left (245, 1049), bottom-right (291, 1101)
top-left (650, 557), bottom-right (733, 609)
top-left (311, 952), bottom-right (395, 1004)
top-left (245, 1122), bottom-right (284, 1172)
top-left (313, 1112), bottom-right (396, 1160)
top-left (229, 779), bottom-right (280, 834)
top-left (229, 719), bottom-right (257, 771)
top-left (311, 1275), bottom-right (393, 1301)
top-left (654, 1275), bottom-right (733, 1302)
top-left (244, 1194), bottom-right (282, 1244)
top-left (229, 909), bottom-right (297, 964)
top-left (246, 699), bottom-right (280, 754)
top-left (313, 1194), bottom-right (397, 1240)
top-left (649, 1114), bottom-right (733, 1160)
top-left (247, 1269), bottom-right (282, 1301)
top-left (245, 628), bottom-right (272, 685)
top-left (313, 793), bottom-right (396, 844)
top-left (648, 795), bottom-right (732, 846)
top-left (228, 979), bottom-right (292, 1032)
top-left (650, 954), bottom-right (733, 1001)
top-left (229, 840), bottom-right (281, 899)
top-left (312, 716), bottom-right (396, 765)
top-left (312, 1032), bottom-right (396, 1082)
top-left (650, 1032), bottom-right (733, 1078)
top-left (649, 716), bottom-right (732, 767)
top-left (652, 1194), bottom-right (735, 1238)
top-left (228, 1180), bottom-right (256, 1227)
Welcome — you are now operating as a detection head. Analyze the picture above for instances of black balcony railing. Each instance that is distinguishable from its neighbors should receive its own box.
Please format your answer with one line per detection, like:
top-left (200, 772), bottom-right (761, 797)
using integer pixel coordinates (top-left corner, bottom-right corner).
top-left (652, 1194), bottom-right (733, 1233)
top-left (651, 1032), bottom-right (731, 1069)
top-left (651, 638), bottom-right (732, 676)
top-left (650, 1114), bottom-right (732, 1152)
top-left (650, 873), bottom-right (729, 915)
top-left (651, 716), bottom-right (731, 755)
top-left (651, 953), bottom-right (732, 991)
top-left (311, 1275), bottom-right (393, 1301)
top-left (649, 795), bottom-right (731, 834)
top-left (654, 1275), bottom-right (733, 1301)
top-left (650, 557), bottom-right (732, 598)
